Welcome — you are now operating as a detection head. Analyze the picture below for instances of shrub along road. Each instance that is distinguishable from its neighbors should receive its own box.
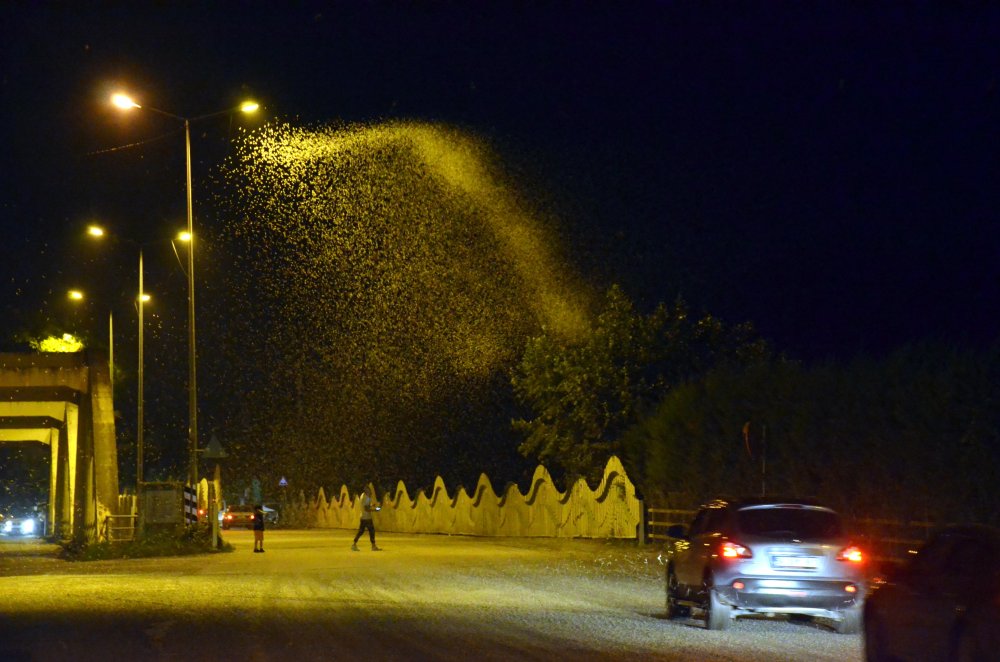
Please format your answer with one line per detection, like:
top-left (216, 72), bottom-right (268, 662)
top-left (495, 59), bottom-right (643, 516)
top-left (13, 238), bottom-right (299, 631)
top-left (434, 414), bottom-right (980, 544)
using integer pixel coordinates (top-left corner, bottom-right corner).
top-left (0, 530), bottom-right (862, 661)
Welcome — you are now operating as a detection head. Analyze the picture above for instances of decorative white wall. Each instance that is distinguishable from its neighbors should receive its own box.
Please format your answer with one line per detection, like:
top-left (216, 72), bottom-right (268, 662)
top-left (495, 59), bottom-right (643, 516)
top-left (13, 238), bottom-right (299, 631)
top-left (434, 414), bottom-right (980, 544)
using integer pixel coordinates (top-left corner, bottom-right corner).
top-left (290, 455), bottom-right (642, 539)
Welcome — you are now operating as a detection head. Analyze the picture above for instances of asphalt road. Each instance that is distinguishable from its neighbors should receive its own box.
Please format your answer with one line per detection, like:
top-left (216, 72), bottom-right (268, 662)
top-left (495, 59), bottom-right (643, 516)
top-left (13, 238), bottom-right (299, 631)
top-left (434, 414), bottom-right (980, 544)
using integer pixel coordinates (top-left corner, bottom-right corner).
top-left (0, 530), bottom-right (863, 662)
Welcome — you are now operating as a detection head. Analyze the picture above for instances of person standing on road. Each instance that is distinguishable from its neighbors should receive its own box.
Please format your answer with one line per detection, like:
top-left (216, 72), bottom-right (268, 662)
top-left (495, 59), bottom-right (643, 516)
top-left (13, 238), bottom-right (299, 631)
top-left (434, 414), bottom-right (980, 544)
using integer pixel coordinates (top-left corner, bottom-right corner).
top-left (352, 485), bottom-right (381, 551)
top-left (253, 504), bottom-right (265, 553)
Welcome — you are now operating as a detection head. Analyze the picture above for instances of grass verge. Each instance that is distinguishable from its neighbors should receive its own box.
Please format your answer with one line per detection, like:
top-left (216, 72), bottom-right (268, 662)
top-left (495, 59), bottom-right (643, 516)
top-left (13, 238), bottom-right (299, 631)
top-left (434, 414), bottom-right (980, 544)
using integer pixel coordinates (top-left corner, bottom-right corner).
top-left (61, 524), bottom-right (233, 561)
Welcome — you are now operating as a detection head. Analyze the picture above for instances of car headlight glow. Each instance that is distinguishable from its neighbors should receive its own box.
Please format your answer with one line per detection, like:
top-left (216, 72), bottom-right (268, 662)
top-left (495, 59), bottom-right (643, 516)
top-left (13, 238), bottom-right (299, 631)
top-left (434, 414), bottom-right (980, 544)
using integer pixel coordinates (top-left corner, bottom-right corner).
top-left (1, 520), bottom-right (11, 533)
top-left (21, 519), bottom-right (36, 535)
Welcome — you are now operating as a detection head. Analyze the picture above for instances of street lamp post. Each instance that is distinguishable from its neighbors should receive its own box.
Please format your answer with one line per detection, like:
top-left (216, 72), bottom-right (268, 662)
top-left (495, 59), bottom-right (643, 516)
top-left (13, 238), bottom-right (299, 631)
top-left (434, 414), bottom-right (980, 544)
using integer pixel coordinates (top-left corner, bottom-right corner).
top-left (111, 93), bottom-right (258, 486)
top-left (137, 248), bottom-right (145, 490)
top-left (108, 308), bottom-right (113, 391)
top-left (86, 226), bottom-right (152, 500)
top-left (183, 118), bottom-right (196, 488)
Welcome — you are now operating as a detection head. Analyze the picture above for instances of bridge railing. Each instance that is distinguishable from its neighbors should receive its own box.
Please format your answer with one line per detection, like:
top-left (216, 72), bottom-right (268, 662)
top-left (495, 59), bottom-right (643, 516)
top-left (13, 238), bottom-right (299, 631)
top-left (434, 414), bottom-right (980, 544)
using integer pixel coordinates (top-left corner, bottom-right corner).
top-left (103, 514), bottom-right (136, 543)
top-left (849, 517), bottom-right (935, 563)
top-left (645, 507), bottom-right (695, 542)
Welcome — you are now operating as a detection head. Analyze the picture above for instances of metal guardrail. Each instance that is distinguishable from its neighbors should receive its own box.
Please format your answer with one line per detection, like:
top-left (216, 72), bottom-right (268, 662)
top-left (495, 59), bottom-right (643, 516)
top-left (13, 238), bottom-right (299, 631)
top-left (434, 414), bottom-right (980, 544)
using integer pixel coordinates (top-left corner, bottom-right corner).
top-left (850, 517), bottom-right (935, 563)
top-left (104, 514), bottom-right (136, 543)
top-left (646, 508), bottom-right (695, 542)
top-left (646, 507), bottom-right (938, 563)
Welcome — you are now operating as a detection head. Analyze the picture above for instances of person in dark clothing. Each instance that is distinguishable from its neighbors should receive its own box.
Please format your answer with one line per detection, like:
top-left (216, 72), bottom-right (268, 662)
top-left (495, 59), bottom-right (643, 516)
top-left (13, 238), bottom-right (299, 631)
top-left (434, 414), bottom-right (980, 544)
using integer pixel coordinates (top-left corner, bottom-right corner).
top-left (253, 504), bottom-right (265, 553)
top-left (352, 486), bottom-right (381, 551)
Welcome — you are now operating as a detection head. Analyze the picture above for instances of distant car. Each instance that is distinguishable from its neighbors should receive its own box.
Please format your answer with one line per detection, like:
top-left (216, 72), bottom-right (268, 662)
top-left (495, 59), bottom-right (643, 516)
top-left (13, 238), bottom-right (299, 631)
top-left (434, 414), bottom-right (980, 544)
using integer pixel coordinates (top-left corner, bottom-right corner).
top-left (863, 524), bottom-right (1000, 661)
top-left (261, 504), bottom-right (279, 525)
top-left (1, 513), bottom-right (41, 537)
top-left (665, 498), bottom-right (867, 633)
top-left (222, 505), bottom-right (256, 530)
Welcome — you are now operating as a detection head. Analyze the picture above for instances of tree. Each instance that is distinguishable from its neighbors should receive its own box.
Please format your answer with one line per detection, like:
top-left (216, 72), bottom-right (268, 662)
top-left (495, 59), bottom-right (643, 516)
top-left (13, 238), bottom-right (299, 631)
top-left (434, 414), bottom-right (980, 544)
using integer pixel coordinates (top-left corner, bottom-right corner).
top-left (511, 284), bottom-right (770, 480)
top-left (623, 343), bottom-right (1000, 524)
top-left (29, 333), bottom-right (84, 353)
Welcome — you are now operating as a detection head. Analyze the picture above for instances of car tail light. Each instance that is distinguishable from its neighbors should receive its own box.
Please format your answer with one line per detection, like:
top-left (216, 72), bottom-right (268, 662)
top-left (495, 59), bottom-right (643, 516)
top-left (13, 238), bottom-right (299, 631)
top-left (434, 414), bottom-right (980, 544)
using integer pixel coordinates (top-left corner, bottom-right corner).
top-left (225, 514), bottom-right (233, 521)
top-left (720, 541), bottom-right (753, 559)
top-left (837, 545), bottom-right (864, 563)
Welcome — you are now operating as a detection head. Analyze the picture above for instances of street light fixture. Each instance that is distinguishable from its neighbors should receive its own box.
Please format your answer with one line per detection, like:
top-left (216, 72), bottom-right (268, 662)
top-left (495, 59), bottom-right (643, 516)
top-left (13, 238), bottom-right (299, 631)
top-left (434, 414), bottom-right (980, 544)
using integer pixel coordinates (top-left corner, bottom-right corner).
top-left (111, 91), bottom-right (258, 486)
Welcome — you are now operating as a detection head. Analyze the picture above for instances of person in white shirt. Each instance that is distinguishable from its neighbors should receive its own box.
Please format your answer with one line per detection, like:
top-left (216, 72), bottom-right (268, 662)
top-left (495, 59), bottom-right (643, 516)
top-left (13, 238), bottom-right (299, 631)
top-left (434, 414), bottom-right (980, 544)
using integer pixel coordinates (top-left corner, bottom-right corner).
top-left (351, 485), bottom-right (381, 551)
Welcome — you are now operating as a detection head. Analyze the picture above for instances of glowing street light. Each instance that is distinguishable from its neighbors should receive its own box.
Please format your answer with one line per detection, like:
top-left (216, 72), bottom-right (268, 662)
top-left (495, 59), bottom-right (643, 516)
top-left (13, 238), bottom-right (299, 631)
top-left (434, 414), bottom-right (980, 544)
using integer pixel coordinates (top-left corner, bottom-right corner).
top-left (111, 93), bottom-right (140, 110)
top-left (111, 91), bottom-right (258, 486)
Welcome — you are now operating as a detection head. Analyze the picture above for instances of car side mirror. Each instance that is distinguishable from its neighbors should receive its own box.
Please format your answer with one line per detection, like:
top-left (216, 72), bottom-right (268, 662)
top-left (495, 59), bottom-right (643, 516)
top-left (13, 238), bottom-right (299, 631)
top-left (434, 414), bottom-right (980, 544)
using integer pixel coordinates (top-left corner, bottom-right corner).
top-left (666, 524), bottom-right (688, 540)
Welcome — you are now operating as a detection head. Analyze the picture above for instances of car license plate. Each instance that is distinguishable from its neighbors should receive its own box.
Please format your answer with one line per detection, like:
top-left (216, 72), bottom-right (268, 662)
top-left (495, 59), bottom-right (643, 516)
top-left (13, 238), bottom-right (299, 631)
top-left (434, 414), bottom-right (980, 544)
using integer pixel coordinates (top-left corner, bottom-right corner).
top-left (772, 555), bottom-right (818, 569)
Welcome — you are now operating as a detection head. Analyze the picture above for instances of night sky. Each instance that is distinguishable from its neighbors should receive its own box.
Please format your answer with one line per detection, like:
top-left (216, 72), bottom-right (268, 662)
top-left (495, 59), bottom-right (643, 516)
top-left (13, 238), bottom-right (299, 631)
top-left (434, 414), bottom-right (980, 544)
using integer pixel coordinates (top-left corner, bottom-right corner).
top-left (2, 2), bottom-right (999, 363)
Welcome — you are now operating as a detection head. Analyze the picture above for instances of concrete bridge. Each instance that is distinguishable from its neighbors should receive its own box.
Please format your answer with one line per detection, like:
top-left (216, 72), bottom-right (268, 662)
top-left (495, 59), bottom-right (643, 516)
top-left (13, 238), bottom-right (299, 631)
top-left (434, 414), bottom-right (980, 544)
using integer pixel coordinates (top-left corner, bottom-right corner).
top-left (0, 352), bottom-right (118, 542)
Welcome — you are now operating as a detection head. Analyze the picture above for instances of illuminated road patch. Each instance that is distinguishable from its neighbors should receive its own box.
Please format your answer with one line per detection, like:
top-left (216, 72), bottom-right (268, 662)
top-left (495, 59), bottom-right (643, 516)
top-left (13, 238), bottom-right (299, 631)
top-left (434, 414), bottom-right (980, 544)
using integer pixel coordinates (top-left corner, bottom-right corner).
top-left (0, 531), bottom-right (862, 661)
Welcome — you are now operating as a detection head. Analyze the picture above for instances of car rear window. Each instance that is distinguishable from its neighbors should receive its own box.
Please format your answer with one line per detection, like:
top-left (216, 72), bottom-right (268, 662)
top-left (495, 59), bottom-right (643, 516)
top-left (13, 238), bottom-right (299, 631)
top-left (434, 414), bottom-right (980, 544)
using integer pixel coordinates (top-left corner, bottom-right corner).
top-left (736, 506), bottom-right (843, 540)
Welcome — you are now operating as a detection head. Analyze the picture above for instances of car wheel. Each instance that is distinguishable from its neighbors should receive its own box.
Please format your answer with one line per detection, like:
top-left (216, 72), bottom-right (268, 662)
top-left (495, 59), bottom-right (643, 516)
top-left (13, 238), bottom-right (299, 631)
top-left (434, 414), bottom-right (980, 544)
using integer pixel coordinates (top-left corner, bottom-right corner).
top-left (835, 603), bottom-right (861, 635)
top-left (665, 567), bottom-right (690, 620)
top-left (704, 576), bottom-right (731, 631)
top-left (863, 608), bottom-right (890, 662)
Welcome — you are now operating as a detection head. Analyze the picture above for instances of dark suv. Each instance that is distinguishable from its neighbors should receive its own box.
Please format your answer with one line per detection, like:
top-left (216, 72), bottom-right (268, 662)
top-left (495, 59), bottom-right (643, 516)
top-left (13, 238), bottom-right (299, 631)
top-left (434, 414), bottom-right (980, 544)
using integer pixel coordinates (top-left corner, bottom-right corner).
top-left (665, 498), bottom-right (866, 633)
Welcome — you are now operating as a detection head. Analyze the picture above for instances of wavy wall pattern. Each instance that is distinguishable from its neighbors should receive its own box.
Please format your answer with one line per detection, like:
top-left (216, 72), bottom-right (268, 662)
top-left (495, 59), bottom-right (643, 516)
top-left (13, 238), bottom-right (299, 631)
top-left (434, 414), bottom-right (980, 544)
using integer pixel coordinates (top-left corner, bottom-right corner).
top-left (290, 456), bottom-right (641, 539)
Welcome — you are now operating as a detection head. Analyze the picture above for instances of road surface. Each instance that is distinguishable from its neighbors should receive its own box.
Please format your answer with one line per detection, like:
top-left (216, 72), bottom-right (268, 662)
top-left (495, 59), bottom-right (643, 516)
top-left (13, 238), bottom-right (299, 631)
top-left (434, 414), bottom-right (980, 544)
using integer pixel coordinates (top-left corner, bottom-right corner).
top-left (0, 530), bottom-right (863, 661)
